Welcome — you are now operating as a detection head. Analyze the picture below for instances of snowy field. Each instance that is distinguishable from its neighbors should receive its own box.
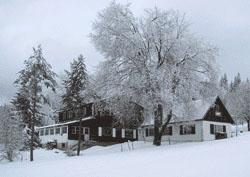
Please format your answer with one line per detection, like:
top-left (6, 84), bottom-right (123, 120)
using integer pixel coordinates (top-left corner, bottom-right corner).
top-left (1, 133), bottom-right (250, 177)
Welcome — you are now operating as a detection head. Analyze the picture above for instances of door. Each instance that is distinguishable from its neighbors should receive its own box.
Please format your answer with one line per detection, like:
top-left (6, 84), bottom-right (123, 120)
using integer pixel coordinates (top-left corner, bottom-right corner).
top-left (84, 127), bottom-right (90, 141)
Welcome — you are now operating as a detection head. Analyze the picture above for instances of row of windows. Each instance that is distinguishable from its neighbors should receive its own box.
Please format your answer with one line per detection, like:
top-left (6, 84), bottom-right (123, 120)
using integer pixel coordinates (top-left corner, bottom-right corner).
top-left (39, 126), bottom-right (67, 136)
top-left (145, 124), bottom-right (195, 137)
top-left (71, 126), bottom-right (89, 135)
top-left (145, 126), bottom-right (173, 137)
top-left (61, 108), bottom-right (87, 121)
top-left (145, 124), bottom-right (227, 137)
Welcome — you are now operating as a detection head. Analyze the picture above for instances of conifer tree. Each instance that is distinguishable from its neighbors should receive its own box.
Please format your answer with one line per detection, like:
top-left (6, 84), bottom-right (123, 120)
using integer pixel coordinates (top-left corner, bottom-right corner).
top-left (14, 45), bottom-right (57, 161)
top-left (62, 54), bottom-right (88, 156)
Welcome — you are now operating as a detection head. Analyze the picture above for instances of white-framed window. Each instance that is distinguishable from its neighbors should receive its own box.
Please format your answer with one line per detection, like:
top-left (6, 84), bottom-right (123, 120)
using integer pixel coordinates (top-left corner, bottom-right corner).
top-left (145, 128), bottom-right (154, 137)
top-left (162, 126), bottom-right (173, 136)
top-left (210, 124), bottom-right (226, 134)
top-left (62, 126), bottom-right (67, 134)
top-left (45, 129), bottom-right (49, 135)
top-left (39, 129), bottom-right (44, 136)
top-left (55, 127), bottom-right (61, 134)
top-left (85, 128), bottom-right (89, 135)
top-left (50, 128), bottom-right (54, 135)
top-left (180, 124), bottom-right (195, 135)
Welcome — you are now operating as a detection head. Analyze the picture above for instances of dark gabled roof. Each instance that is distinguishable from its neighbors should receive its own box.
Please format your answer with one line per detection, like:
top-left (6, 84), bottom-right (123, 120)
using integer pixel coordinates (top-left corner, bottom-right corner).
top-left (202, 96), bottom-right (235, 124)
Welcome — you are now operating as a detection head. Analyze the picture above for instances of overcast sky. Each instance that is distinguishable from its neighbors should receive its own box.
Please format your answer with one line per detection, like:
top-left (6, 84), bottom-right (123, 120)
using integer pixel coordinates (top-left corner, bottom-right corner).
top-left (0, 0), bottom-right (250, 101)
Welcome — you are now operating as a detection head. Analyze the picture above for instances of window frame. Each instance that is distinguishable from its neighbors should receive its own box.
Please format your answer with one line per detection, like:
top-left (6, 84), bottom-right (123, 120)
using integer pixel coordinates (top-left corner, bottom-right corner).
top-left (40, 129), bottom-right (44, 136)
top-left (45, 128), bottom-right (49, 135)
top-left (162, 126), bottom-right (173, 136)
top-left (71, 126), bottom-right (76, 134)
top-left (62, 126), bottom-right (67, 134)
top-left (85, 128), bottom-right (89, 135)
top-left (55, 127), bottom-right (61, 134)
top-left (180, 124), bottom-right (196, 135)
top-left (50, 128), bottom-right (54, 135)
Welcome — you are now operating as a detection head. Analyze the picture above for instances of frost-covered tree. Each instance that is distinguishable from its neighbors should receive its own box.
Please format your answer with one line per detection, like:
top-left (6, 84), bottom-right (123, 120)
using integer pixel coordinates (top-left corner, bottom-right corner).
top-left (14, 45), bottom-right (57, 161)
top-left (62, 54), bottom-right (88, 156)
top-left (226, 81), bottom-right (250, 131)
top-left (0, 105), bottom-right (23, 161)
top-left (219, 73), bottom-right (229, 94)
top-left (230, 73), bottom-right (241, 92)
top-left (91, 2), bottom-right (218, 145)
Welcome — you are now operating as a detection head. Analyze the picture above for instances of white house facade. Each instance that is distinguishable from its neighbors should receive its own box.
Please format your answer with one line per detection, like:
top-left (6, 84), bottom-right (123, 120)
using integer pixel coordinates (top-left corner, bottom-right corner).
top-left (138, 96), bottom-right (235, 143)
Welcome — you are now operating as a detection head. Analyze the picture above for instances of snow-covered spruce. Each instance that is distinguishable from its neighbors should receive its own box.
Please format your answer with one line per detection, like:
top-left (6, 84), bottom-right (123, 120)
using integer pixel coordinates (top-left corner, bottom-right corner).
top-left (14, 45), bottom-right (57, 161)
top-left (62, 54), bottom-right (89, 156)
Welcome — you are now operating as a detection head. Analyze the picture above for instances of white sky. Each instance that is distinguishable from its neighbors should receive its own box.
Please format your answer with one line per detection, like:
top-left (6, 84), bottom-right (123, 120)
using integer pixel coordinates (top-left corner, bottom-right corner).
top-left (0, 0), bottom-right (250, 99)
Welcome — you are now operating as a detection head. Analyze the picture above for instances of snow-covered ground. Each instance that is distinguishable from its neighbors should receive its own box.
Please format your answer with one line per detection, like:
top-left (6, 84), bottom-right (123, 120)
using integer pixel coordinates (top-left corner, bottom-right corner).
top-left (1, 133), bottom-right (250, 177)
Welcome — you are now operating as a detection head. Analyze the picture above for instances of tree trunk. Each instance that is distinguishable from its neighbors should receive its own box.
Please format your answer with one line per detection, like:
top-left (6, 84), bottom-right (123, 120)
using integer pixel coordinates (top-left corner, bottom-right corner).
top-left (77, 113), bottom-right (82, 156)
top-left (153, 104), bottom-right (163, 146)
top-left (30, 70), bottom-right (37, 162)
top-left (153, 106), bottom-right (172, 146)
top-left (30, 119), bottom-right (34, 161)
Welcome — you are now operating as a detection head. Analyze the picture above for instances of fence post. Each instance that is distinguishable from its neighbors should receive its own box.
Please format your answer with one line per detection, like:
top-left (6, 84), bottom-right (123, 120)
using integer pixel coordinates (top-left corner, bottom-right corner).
top-left (121, 143), bottom-right (123, 152)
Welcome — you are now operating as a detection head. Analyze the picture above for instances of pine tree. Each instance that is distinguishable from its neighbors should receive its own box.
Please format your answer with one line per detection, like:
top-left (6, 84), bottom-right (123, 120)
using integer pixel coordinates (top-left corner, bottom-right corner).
top-left (62, 54), bottom-right (88, 156)
top-left (14, 45), bottom-right (57, 161)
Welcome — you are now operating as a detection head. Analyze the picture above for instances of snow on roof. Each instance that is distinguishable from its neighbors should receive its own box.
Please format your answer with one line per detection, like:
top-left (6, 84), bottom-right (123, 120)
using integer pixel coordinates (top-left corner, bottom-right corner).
top-left (141, 97), bottom-right (218, 126)
top-left (36, 116), bottom-right (95, 129)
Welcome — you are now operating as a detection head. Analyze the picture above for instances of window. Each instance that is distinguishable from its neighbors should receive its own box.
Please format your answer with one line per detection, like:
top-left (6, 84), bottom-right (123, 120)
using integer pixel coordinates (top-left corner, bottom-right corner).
top-left (72, 112), bottom-right (75, 119)
top-left (145, 128), bottom-right (154, 137)
top-left (210, 124), bottom-right (215, 134)
top-left (62, 126), bottom-right (67, 134)
top-left (45, 129), bottom-right (49, 135)
top-left (102, 127), bottom-right (112, 136)
top-left (85, 128), bottom-right (89, 135)
top-left (210, 124), bottom-right (226, 134)
top-left (71, 126), bottom-right (76, 134)
top-left (125, 129), bottom-right (133, 139)
top-left (50, 128), bottom-right (54, 135)
top-left (163, 126), bottom-right (172, 136)
top-left (215, 105), bottom-right (222, 116)
top-left (79, 107), bottom-right (87, 117)
top-left (76, 126), bottom-right (80, 134)
top-left (223, 125), bottom-right (226, 132)
top-left (145, 128), bottom-right (149, 137)
top-left (180, 124), bottom-right (195, 135)
top-left (40, 129), bottom-right (44, 136)
top-left (63, 112), bottom-right (67, 120)
top-left (56, 127), bottom-right (61, 134)
top-left (61, 143), bottom-right (65, 149)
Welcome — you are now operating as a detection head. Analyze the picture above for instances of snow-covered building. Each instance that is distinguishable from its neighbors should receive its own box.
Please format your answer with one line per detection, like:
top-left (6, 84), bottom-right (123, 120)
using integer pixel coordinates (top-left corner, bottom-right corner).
top-left (138, 96), bottom-right (235, 143)
top-left (36, 102), bottom-right (139, 150)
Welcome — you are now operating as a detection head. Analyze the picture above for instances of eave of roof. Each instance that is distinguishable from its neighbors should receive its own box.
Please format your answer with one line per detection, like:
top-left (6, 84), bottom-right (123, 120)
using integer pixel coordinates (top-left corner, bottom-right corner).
top-left (36, 116), bottom-right (95, 129)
